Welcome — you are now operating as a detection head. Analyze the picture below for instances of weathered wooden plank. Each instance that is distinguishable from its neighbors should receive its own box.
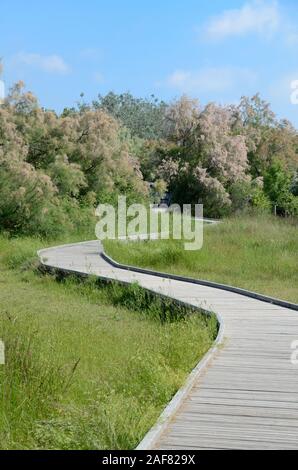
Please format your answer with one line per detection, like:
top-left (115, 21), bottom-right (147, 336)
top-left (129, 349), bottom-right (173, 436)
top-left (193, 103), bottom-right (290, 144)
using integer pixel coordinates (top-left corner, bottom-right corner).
top-left (38, 240), bottom-right (298, 450)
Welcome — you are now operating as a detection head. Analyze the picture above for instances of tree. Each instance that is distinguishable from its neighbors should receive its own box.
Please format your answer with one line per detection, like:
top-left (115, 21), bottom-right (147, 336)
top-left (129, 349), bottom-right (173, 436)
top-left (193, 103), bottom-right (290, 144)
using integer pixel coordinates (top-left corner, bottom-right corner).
top-left (291, 171), bottom-right (298, 196)
top-left (264, 162), bottom-right (298, 216)
top-left (155, 97), bottom-right (249, 216)
top-left (0, 83), bottom-right (148, 235)
top-left (94, 92), bottom-right (168, 139)
top-left (264, 162), bottom-right (291, 205)
top-left (47, 155), bottom-right (87, 196)
top-left (236, 94), bottom-right (298, 177)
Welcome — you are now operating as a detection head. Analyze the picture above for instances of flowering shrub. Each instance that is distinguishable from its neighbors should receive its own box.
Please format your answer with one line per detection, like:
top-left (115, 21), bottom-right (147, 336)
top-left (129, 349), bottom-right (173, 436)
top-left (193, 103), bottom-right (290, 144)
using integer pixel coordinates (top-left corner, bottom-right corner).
top-left (0, 83), bottom-right (147, 235)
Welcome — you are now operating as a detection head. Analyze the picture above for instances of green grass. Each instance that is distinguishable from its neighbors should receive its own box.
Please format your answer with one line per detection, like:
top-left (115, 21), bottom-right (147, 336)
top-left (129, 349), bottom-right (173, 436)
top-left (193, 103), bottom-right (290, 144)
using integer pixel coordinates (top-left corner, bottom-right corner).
top-left (0, 236), bottom-right (216, 449)
top-left (104, 214), bottom-right (298, 304)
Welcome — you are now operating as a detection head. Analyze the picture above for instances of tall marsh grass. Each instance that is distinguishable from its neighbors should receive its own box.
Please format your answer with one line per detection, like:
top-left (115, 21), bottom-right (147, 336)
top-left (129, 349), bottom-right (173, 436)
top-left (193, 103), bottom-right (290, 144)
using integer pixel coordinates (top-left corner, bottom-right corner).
top-left (0, 237), bottom-right (217, 449)
top-left (104, 214), bottom-right (298, 303)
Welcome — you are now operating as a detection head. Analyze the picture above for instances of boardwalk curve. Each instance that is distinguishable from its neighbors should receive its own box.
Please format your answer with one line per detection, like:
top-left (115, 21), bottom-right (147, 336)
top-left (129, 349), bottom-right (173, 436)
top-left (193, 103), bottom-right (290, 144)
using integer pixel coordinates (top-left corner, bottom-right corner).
top-left (38, 240), bottom-right (298, 450)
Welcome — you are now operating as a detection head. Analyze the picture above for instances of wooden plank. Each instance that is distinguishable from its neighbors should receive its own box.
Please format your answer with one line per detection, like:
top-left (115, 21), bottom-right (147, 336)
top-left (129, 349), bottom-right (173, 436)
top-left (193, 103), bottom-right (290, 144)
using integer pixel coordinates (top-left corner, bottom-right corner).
top-left (38, 241), bottom-right (298, 450)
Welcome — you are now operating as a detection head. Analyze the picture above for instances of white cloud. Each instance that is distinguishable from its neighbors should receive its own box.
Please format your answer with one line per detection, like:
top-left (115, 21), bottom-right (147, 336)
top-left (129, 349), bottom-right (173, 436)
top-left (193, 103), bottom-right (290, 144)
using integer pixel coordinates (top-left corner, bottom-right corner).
top-left (15, 52), bottom-right (70, 74)
top-left (204, 0), bottom-right (280, 40)
top-left (166, 67), bottom-right (257, 94)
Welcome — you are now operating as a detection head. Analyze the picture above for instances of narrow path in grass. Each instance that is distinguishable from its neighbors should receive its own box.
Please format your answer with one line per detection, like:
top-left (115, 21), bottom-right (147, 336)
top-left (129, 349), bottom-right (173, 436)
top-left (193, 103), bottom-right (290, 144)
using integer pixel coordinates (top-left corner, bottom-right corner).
top-left (104, 215), bottom-right (298, 303)
top-left (38, 240), bottom-right (298, 450)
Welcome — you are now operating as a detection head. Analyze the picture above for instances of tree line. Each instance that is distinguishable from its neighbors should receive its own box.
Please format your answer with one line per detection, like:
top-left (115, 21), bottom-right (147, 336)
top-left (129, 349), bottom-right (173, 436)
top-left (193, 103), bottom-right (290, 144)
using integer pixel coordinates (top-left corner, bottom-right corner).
top-left (0, 82), bottom-right (297, 237)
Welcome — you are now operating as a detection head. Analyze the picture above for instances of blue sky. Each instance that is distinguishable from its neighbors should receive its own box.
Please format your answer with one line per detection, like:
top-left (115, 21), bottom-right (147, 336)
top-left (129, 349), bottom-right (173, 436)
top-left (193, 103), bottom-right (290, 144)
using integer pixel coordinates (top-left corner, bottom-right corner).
top-left (1, 0), bottom-right (298, 126)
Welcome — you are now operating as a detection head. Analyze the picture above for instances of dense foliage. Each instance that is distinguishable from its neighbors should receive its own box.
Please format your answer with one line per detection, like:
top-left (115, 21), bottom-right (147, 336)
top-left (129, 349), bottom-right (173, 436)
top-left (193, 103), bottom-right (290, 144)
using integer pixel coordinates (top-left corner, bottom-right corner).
top-left (0, 82), bottom-right (147, 236)
top-left (149, 95), bottom-right (298, 217)
top-left (94, 92), bottom-right (167, 140)
top-left (0, 77), bottom-right (297, 236)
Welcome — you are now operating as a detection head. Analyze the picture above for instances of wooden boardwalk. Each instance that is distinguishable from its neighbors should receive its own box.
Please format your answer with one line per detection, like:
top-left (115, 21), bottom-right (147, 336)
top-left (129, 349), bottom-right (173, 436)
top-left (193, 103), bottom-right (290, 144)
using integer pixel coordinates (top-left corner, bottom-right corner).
top-left (38, 240), bottom-right (298, 450)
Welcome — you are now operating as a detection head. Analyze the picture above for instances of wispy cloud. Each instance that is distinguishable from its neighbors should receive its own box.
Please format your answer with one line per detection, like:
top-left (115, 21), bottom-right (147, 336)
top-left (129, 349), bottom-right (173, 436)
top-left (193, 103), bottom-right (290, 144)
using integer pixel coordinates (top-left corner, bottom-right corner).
top-left (285, 29), bottom-right (298, 47)
top-left (15, 52), bottom-right (70, 74)
top-left (165, 67), bottom-right (257, 94)
top-left (94, 71), bottom-right (104, 84)
top-left (80, 48), bottom-right (103, 61)
top-left (204, 0), bottom-right (280, 40)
